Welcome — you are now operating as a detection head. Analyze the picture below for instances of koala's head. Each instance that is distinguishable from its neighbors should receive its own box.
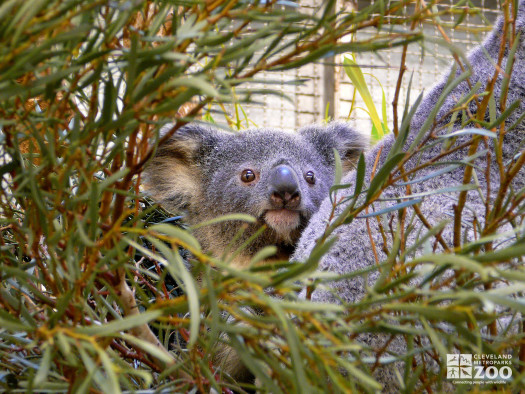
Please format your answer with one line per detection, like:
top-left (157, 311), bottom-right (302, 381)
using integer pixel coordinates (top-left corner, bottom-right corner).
top-left (144, 122), bottom-right (368, 258)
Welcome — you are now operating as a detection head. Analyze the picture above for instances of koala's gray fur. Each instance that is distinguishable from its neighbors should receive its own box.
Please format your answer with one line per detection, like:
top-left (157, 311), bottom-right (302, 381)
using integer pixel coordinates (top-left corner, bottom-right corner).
top-left (144, 121), bottom-right (368, 380)
top-left (293, 3), bottom-right (525, 391)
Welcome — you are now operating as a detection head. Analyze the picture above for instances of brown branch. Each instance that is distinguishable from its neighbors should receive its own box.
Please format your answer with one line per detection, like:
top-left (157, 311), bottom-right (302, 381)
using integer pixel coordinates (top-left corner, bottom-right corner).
top-left (454, 1), bottom-right (512, 247)
top-left (113, 267), bottom-right (192, 381)
top-left (392, 0), bottom-right (427, 137)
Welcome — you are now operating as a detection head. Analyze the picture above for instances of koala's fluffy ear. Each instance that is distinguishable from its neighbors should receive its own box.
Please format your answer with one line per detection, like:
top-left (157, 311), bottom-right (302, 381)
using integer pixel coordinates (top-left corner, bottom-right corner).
top-left (299, 122), bottom-right (369, 173)
top-left (143, 123), bottom-right (219, 213)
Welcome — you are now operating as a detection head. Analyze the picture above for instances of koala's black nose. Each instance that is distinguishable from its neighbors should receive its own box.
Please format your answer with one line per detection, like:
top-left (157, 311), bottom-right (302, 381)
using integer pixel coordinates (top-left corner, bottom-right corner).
top-left (269, 165), bottom-right (301, 209)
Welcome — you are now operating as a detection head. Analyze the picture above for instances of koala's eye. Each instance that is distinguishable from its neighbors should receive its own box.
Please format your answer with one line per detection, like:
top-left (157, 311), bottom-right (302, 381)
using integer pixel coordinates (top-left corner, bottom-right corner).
top-left (305, 171), bottom-right (315, 185)
top-left (241, 169), bottom-right (256, 183)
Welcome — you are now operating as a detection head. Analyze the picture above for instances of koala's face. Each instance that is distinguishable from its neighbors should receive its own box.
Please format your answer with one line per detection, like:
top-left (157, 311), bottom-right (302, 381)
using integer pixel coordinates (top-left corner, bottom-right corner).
top-left (144, 122), bottom-right (368, 249)
top-left (202, 129), bottom-right (339, 240)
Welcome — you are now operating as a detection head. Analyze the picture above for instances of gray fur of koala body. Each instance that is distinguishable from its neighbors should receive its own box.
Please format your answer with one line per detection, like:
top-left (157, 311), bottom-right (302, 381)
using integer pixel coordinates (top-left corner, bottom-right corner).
top-left (143, 122), bottom-right (368, 381)
top-left (293, 3), bottom-right (525, 391)
top-left (295, 1), bottom-right (525, 303)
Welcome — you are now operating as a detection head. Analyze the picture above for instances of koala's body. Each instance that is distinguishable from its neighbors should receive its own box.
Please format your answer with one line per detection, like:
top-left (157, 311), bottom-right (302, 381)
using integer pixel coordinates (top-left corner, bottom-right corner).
top-left (293, 3), bottom-right (525, 392)
top-left (295, 0), bottom-right (525, 304)
top-left (144, 122), bottom-right (368, 381)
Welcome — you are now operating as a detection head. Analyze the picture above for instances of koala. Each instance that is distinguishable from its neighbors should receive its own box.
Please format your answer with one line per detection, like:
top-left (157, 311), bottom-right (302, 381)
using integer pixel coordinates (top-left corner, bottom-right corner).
top-left (293, 3), bottom-right (525, 392)
top-left (143, 121), bottom-right (369, 381)
top-left (144, 122), bottom-right (368, 268)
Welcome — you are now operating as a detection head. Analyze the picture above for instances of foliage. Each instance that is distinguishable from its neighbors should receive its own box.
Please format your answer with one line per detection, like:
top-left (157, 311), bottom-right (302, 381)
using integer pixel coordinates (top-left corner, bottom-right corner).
top-left (0, 0), bottom-right (522, 393)
top-left (343, 55), bottom-right (390, 141)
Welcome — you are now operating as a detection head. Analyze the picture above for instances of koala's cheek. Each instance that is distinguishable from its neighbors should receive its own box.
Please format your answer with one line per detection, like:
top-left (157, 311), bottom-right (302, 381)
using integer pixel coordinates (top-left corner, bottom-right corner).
top-left (307, 183), bottom-right (330, 207)
top-left (208, 182), bottom-right (265, 216)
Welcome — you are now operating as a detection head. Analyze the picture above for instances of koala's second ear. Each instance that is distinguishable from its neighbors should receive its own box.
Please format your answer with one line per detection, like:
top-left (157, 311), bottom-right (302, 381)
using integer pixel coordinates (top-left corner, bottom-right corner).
top-left (143, 123), bottom-right (219, 213)
top-left (299, 122), bottom-right (369, 173)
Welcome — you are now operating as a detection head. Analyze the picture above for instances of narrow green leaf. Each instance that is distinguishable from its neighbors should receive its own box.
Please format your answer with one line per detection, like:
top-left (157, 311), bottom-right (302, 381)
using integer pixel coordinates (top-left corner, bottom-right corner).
top-left (358, 198), bottom-right (423, 218)
top-left (33, 345), bottom-right (52, 386)
top-left (409, 68), bottom-right (471, 150)
top-left (97, 168), bottom-right (130, 191)
top-left (77, 347), bottom-right (97, 393)
top-left (388, 90), bottom-right (423, 161)
top-left (343, 56), bottom-right (383, 138)
top-left (420, 318), bottom-right (448, 364)
top-left (338, 358), bottom-right (382, 391)
top-left (383, 303), bottom-right (470, 322)
top-left (438, 128), bottom-right (497, 139)
top-left (380, 184), bottom-right (478, 201)
top-left (410, 253), bottom-right (491, 280)
top-left (165, 76), bottom-right (220, 98)
top-left (366, 152), bottom-right (405, 201)
top-left (56, 332), bottom-right (71, 358)
top-left (100, 74), bottom-right (116, 124)
top-left (77, 310), bottom-right (162, 336)
top-left (276, 300), bottom-right (344, 313)
top-left (145, 237), bottom-right (200, 348)
top-left (250, 246), bottom-right (278, 266)
top-left (10, 0), bottom-right (46, 46)
top-left (0, 314), bottom-right (32, 331)
top-left (74, 216), bottom-right (96, 247)
top-left (264, 296), bottom-right (309, 393)
top-left (340, 153), bottom-right (367, 225)
top-left (0, 0), bottom-right (17, 21)
top-left (499, 31), bottom-right (521, 109)
top-left (149, 223), bottom-right (201, 252)
top-left (272, 237), bottom-right (337, 286)
top-left (397, 164), bottom-right (460, 186)
top-left (228, 334), bottom-right (283, 393)
top-left (96, 346), bottom-right (121, 394)
top-left (121, 334), bottom-right (174, 364)
top-left (191, 213), bottom-right (256, 229)
top-left (474, 242), bottom-right (525, 263)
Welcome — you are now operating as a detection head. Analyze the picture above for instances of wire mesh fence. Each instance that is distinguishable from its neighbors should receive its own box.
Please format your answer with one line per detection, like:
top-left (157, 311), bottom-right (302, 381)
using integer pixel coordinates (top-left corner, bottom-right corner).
top-left (224, 0), bottom-right (501, 132)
